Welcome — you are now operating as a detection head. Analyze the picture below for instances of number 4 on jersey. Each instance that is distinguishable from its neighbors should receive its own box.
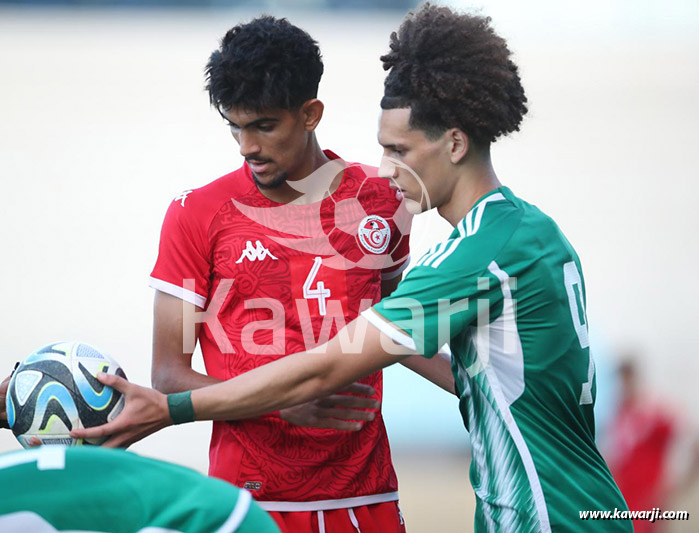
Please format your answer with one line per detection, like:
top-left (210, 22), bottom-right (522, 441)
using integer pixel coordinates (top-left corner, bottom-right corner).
top-left (563, 261), bottom-right (595, 405)
top-left (303, 257), bottom-right (331, 316)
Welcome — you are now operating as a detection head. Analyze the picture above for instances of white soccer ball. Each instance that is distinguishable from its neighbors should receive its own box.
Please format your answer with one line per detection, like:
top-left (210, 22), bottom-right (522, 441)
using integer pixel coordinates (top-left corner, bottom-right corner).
top-left (6, 341), bottom-right (126, 447)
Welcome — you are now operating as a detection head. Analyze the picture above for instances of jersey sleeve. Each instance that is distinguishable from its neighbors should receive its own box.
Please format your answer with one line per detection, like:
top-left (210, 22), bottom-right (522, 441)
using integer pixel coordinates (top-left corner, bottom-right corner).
top-left (149, 192), bottom-right (213, 308)
top-left (363, 208), bottom-right (520, 358)
top-left (364, 260), bottom-right (501, 358)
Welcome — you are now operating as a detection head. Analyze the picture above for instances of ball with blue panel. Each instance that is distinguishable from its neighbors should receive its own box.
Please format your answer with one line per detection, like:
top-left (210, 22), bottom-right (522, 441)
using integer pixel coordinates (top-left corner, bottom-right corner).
top-left (6, 342), bottom-right (126, 448)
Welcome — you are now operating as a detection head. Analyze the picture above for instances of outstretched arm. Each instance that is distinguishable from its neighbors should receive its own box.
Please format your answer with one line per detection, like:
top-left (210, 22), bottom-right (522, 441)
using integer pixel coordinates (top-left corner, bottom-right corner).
top-left (400, 349), bottom-right (456, 395)
top-left (381, 274), bottom-right (456, 395)
top-left (71, 315), bottom-right (414, 447)
top-left (194, 317), bottom-right (409, 421)
top-left (153, 290), bottom-right (382, 431)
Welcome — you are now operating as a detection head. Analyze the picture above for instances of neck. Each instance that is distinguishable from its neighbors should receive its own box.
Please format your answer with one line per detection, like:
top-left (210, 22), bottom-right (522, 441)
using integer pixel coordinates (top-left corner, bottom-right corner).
top-left (258, 134), bottom-right (333, 204)
top-left (437, 151), bottom-right (502, 227)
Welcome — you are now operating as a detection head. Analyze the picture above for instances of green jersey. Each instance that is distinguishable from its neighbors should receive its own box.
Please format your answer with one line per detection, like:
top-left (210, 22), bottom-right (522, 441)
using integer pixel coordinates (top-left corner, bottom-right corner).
top-left (0, 446), bottom-right (279, 533)
top-left (365, 187), bottom-right (630, 532)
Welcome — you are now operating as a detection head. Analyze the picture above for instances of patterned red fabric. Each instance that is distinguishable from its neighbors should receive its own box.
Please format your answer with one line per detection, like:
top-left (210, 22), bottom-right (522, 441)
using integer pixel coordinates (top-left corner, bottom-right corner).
top-left (151, 151), bottom-right (411, 503)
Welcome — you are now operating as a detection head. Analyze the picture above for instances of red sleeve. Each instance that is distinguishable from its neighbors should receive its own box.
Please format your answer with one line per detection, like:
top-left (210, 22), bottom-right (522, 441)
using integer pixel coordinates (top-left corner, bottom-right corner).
top-left (149, 191), bottom-right (214, 308)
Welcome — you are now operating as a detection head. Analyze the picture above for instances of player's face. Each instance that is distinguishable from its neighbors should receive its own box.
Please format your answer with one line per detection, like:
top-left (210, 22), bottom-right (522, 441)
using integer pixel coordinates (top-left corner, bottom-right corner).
top-left (221, 106), bottom-right (311, 189)
top-left (377, 108), bottom-right (455, 214)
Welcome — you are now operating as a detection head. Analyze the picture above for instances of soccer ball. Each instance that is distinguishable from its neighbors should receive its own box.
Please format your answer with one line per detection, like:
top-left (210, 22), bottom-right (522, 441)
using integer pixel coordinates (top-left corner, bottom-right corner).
top-left (6, 341), bottom-right (126, 448)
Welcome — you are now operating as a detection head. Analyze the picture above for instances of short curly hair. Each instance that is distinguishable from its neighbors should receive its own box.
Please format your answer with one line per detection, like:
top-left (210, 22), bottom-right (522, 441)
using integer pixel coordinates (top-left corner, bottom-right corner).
top-left (206, 16), bottom-right (324, 112)
top-left (380, 4), bottom-right (527, 144)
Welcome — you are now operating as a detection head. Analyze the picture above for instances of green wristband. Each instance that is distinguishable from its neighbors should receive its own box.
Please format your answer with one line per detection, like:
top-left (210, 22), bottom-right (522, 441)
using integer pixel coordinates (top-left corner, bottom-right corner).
top-left (167, 391), bottom-right (195, 425)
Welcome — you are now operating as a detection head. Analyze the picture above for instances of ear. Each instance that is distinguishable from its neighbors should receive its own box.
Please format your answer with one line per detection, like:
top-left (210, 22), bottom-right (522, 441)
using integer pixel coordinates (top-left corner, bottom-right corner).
top-left (301, 99), bottom-right (324, 131)
top-left (448, 128), bottom-right (469, 164)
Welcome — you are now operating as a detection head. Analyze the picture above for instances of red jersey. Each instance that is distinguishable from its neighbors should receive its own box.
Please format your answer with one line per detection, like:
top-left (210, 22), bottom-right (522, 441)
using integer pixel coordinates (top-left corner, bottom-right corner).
top-left (150, 150), bottom-right (411, 510)
top-left (607, 398), bottom-right (676, 512)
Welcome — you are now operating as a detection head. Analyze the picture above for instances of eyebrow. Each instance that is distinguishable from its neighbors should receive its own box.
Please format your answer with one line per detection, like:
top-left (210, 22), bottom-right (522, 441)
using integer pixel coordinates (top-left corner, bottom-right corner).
top-left (217, 108), bottom-right (280, 129)
top-left (379, 141), bottom-right (406, 151)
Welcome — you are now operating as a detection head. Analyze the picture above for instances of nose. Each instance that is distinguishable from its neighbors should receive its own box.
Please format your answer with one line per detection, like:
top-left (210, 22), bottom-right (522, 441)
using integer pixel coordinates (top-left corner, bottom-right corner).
top-left (378, 156), bottom-right (398, 180)
top-left (236, 130), bottom-right (261, 158)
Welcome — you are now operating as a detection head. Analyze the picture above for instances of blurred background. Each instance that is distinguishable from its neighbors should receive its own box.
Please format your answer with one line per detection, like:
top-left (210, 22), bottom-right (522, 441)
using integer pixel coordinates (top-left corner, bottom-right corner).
top-left (1, 0), bottom-right (698, 530)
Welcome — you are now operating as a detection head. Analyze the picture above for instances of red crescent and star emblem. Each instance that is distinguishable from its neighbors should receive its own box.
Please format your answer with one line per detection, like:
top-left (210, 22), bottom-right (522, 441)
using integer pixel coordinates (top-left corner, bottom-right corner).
top-left (357, 215), bottom-right (391, 254)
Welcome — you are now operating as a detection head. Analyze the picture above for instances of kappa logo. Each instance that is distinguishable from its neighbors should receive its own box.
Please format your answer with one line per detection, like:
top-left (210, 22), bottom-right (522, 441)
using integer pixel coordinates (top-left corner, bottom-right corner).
top-left (236, 240), bottom-right (279, 263)
top-left (358, 215), bottom-right (391, 254)
top-left (174, 189), bottom-right (193, 207)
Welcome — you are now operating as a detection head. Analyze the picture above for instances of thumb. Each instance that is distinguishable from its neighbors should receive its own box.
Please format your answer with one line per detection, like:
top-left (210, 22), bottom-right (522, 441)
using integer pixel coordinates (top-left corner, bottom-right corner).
top-left (97, 373), bottom-right (129, 393)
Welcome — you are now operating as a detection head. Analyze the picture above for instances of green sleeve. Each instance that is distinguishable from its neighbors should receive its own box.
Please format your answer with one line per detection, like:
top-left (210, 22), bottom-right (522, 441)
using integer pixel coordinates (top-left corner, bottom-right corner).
top-left (368, 200), bottom-right (522, 358)
top-left (370, 256), bottom-right (504, 358)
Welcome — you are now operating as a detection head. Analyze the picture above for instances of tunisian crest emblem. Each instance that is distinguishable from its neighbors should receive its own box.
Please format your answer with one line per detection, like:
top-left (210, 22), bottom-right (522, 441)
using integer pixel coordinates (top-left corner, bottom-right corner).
top-left (358, 215), bottom-right (391, 254)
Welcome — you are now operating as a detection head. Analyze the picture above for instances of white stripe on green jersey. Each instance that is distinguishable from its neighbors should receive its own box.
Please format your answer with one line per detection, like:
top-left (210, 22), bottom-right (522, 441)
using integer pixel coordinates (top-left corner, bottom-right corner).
top-left (0, 446), bottom-right (279, 533)
top-left (364, 187), bottom-right (631, 532)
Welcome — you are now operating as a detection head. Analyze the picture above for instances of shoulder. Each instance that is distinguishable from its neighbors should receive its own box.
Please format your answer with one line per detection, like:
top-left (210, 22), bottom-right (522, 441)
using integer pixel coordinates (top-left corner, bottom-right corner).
top-left (166, 166), bottom-right (251, 217)
top-left (506, 193), bottom-right (582, 263)
top-left (63, 446), bottom-right (243, 497)
top-left (160, 166), bottom-right (257, 238)
top-left (415, 189), bottom-right (523, 275)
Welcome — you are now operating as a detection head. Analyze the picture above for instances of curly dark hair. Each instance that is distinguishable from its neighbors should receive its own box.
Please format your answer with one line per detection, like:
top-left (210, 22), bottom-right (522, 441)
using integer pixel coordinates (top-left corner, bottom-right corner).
top-left (206, 16), bottom-right (324, 112)
top-left (380, 4), bottom-right (527, 144)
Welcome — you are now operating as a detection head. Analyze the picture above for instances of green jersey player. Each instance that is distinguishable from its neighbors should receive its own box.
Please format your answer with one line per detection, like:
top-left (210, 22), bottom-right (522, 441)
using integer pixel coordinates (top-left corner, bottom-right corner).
top-left (0, 446), bottom-right (279, 532)
top-left (73, 5), bottom-right (631, 532)
top-left (367, 186), bottom-right (628, 531)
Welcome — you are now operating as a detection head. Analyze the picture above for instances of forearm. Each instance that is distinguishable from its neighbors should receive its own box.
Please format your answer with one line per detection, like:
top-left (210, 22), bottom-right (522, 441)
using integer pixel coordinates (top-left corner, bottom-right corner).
top-left (399, 349), bottom-right (456, 395)
top-left (192, 352), bottom-right (334, 421)
top-left (71, 316), bottom-right (412, 447)
top-left (191, 317), bottom-right (407, 421)
top-left (153, 365), bottom-right (221, 394)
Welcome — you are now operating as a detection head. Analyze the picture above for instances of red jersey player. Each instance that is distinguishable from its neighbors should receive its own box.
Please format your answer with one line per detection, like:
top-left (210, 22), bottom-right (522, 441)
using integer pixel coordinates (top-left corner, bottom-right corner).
top-left (148, 17), bottom-right (410, 533)
top-left (605, 358), bottom-right (699, 532)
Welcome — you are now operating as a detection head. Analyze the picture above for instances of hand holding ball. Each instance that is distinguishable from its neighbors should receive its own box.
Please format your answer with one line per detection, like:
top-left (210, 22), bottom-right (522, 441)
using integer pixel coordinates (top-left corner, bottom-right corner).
top-left (6, 342), bottom-right (126, 447)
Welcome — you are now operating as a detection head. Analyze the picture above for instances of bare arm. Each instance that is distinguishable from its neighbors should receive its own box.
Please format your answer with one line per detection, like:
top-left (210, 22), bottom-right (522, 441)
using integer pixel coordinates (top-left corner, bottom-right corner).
top-left (380, 275), bottom-right (401, 299)
top-left (151, 291), bottom-right (221, 392)
top-left (152, 290), bottom-right (379, 429)
top-left (72, 315), bottom-right (413, 447)
top-left (194, 316), bottom-right (408, 421)
top-left (400, 350), bottom-right (456, 395)
top-left (382, 274), bottom-right (456, 395)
